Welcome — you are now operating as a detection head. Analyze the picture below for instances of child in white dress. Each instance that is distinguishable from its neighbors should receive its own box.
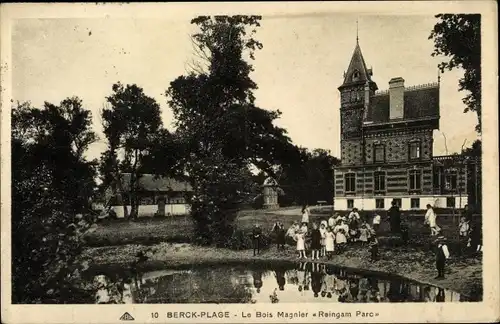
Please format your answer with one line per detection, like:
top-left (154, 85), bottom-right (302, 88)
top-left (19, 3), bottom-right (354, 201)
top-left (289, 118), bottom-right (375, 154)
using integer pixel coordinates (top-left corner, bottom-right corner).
top-left (325, 227), bottom-right (335, 259)
top-left (459, 216), bottom-right (470, 237)
top-left (296, 231), bottom-right (306, 259)
top-left (319, 223), bottom-right (327, 257)
top-left (334, 220), bottom-right (348, 253)
top-left (358, 224), bottom-right (369, 245)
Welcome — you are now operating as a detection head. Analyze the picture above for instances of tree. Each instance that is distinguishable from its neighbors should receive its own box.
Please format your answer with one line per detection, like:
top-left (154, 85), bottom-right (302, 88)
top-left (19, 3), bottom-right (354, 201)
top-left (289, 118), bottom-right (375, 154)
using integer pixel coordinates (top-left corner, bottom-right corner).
top-left (277, 148), bottom-right (340, 206)
top-left (429, 14), bottom-right (481, 133)
top-left (12, 98), bottom-right (98, 212)
top-left (11, 99), bottom-right (97, 303)
top-left (101, 83), bottom-right (163, 219)
top-left (461, 138), bottom-right (481, 157)
top-left (165, 15), bottom-right (297, 245)
top-left (461, 139), bottom-right (482, 213)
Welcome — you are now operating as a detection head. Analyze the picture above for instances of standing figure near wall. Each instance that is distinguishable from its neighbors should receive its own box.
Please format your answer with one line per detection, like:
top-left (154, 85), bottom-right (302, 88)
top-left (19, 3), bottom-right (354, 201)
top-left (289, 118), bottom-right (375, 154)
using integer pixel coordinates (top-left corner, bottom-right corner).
top-left (387, 200), bottom-right (401, 234)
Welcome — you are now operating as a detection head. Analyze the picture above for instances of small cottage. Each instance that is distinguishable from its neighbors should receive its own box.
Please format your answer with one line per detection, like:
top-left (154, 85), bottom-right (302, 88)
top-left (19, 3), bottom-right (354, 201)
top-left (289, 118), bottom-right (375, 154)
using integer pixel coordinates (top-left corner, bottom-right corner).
top-left (105, 173), bottom-right (193, 217)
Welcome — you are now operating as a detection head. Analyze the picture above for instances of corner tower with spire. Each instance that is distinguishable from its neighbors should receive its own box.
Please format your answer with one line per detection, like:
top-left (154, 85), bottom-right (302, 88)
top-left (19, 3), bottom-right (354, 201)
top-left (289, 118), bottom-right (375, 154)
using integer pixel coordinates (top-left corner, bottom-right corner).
top-left (337, 38), bottom-right (378, 166)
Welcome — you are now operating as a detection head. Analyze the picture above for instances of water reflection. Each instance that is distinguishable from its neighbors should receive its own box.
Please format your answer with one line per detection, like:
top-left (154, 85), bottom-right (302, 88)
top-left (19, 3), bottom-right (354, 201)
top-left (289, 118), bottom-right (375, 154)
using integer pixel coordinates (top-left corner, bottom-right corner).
top-left (90, 262), bottom-right (467, 304)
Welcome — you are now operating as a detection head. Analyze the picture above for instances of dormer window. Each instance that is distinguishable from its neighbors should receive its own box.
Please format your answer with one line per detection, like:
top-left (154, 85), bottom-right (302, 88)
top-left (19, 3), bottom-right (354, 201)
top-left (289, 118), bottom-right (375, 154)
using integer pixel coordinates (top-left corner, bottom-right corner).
top-left (352, 70), bottom-right (360, 81)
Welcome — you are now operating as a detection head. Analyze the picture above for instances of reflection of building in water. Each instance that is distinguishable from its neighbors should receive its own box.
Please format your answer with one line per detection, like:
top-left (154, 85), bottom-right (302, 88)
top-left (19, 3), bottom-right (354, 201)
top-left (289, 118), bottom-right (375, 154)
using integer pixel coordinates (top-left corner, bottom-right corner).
top-left (231, 272), bottom-right (253, 287)
top-left (92, 266), bottom-right (465, 304)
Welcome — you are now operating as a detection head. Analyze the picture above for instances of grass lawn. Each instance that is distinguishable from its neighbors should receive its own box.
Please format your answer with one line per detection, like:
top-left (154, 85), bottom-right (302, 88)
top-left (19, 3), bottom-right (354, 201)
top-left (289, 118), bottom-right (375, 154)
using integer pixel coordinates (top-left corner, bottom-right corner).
top-left (84, 208), bottom-right (476, 248)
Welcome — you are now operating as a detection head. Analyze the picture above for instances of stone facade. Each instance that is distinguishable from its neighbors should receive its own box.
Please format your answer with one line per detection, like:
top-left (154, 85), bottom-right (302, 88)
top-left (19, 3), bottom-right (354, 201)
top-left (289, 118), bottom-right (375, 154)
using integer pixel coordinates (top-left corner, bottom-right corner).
top-left (334, 39), bottom-right (475, 211)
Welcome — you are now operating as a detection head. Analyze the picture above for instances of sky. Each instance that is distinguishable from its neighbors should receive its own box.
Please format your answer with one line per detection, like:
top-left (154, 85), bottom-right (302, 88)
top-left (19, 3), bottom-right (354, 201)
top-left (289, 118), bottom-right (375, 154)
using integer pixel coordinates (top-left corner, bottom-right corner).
top-left (11, 13), bottom-right (480, 162)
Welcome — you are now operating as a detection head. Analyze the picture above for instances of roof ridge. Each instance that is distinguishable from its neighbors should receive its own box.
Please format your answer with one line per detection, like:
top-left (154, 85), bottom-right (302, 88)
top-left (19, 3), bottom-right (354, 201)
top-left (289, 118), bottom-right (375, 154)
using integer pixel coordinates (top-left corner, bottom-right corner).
top-left (374, 82), bottom-right (439, 95)
top-left (404, 82), bottom-right (439, 91)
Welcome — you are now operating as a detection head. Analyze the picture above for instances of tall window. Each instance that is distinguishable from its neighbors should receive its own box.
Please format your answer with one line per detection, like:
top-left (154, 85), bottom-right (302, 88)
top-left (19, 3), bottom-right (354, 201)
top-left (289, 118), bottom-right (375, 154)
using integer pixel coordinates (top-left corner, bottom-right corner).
top-left (409, 141), bottom-right (421, 160)
top-left (392, 198), bottom-right (402, 208)
top-left (446, 197), bottom-right (456, 208)
top-left (375, 199), bottom-right (385, 209)
top-left (374, 171), bottom-right (386, 192)
top-left (411, 198), bottom-right (420, 209)
top-left (345, 173), bottom-right (356, 193)
top-left (409, 169), bottom-right (422, 191)
top-left (445, 170), bottom-right (458, 191)
top-left (374, 144), bottom-right (385, 163)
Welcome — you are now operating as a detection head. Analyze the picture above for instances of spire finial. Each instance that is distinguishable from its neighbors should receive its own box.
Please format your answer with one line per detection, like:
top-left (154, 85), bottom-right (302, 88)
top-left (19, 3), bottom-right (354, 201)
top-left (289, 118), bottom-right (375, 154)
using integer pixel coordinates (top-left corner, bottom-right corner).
top-left (356, 19), bottom-right (359, 44)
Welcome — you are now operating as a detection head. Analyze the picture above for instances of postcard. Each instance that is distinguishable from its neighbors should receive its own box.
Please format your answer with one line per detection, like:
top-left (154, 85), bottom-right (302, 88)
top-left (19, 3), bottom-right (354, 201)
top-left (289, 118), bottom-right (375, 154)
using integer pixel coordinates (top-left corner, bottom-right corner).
top-left (1, 1), bottom-right (498, 323)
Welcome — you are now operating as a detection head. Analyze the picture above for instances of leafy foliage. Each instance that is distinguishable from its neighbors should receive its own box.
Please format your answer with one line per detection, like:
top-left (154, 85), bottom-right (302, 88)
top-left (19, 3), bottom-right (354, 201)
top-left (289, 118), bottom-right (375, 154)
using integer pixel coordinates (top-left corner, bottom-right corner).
top-left (461, 139), bottom-right (481, 157)
top-left (100, 83), bottom-right (164, 219)
top-left (271, 148), bottom-right (340, 206)
top-left (11, 99), bottom-right (97, 303)
top-left (164, 15), bottom-right (301, 245)
top-left (461, 139), bottom-right (482, 213)
top-left (429, 14), bottom-right (481, 132)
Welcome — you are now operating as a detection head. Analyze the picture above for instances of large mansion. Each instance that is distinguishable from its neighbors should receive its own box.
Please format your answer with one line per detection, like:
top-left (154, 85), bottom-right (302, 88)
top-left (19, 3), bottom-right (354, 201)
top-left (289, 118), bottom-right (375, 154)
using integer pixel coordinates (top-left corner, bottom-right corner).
top-left (333, 40), bottom-right (480, 211)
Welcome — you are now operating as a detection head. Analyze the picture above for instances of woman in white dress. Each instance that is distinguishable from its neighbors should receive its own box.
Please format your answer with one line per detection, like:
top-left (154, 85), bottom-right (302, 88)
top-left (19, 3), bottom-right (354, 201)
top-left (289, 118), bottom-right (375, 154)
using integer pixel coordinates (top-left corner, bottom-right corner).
top-left (424, 204), bottom-right (439, 236)
top-left (325, 227), bottom-right (335, 259)
top-left (301, 205), bottom-right (310, 225)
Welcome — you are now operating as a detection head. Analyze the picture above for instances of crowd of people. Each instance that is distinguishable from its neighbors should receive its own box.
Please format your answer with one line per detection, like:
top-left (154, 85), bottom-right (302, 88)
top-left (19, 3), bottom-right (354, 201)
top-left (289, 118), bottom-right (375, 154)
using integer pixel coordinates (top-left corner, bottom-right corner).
top-left (253, 202), bottom-right (483, 281)
top-left (267, 205), bottom-right (381, 262)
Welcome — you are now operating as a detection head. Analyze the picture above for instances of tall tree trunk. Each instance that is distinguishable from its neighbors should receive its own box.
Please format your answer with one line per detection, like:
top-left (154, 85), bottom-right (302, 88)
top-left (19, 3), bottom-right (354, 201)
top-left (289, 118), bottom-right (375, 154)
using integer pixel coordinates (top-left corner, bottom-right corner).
top-left (130, 149), bottom-right (140, 220)
top-left (111, 148), bottom-right (129, 219)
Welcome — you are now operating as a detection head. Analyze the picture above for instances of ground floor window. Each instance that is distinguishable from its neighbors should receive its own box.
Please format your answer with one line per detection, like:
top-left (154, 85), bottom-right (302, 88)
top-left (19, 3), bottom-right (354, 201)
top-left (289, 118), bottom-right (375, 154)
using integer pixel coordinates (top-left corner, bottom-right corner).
top-left (347, 199), bottom-right (354, 209)
top-left (170, 197), bottom-right (186, 204)
top-left (446, 197), bottom-right (455, 208)
top-left (392, 198), bottom-right (402, 208)
top-left (345, 173), bottom-right (356, 193)
top-left (140, 197), bottom-right (154, 205)
top-left (410, 198), bottom-right (420, 209)
top-left (375, 198), bottom-right (385, 209)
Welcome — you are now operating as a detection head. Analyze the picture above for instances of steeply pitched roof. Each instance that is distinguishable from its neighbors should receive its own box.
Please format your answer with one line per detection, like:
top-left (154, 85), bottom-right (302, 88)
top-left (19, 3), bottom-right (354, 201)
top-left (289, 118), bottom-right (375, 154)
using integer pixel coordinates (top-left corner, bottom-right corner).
top-left (340, 41), bottom-right (373, 87)
top-left (365, 83), bottom-right (440, 123)
top-left (119, 173), bottom-right (193, 192)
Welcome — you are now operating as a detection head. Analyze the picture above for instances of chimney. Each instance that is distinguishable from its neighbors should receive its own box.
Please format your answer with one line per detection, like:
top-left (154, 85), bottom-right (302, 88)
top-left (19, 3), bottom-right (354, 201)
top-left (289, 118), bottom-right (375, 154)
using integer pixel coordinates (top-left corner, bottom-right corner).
top-left (389, 77), bottom-right (405, 119)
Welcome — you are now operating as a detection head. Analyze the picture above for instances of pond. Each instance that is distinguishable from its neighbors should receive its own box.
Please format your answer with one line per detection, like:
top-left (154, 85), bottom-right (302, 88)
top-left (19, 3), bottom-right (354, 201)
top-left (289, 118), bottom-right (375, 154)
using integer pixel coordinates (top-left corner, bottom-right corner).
top-left (89, 261), bottom-right (470, 304)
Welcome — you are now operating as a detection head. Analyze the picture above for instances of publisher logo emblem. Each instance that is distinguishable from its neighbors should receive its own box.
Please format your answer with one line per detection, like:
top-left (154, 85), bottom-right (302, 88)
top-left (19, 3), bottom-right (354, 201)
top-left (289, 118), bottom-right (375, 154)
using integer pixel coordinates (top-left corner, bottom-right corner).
top-left (119, 312), bottom-right (135, 321)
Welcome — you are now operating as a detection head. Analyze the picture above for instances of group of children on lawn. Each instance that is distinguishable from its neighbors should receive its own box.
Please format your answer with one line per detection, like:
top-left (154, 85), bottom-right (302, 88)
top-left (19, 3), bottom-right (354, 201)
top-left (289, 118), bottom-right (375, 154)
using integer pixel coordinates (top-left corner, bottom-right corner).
top-left (270, 206), bottom-right (381, 262)
top-left (262, 203), bottom-right (482, 280)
